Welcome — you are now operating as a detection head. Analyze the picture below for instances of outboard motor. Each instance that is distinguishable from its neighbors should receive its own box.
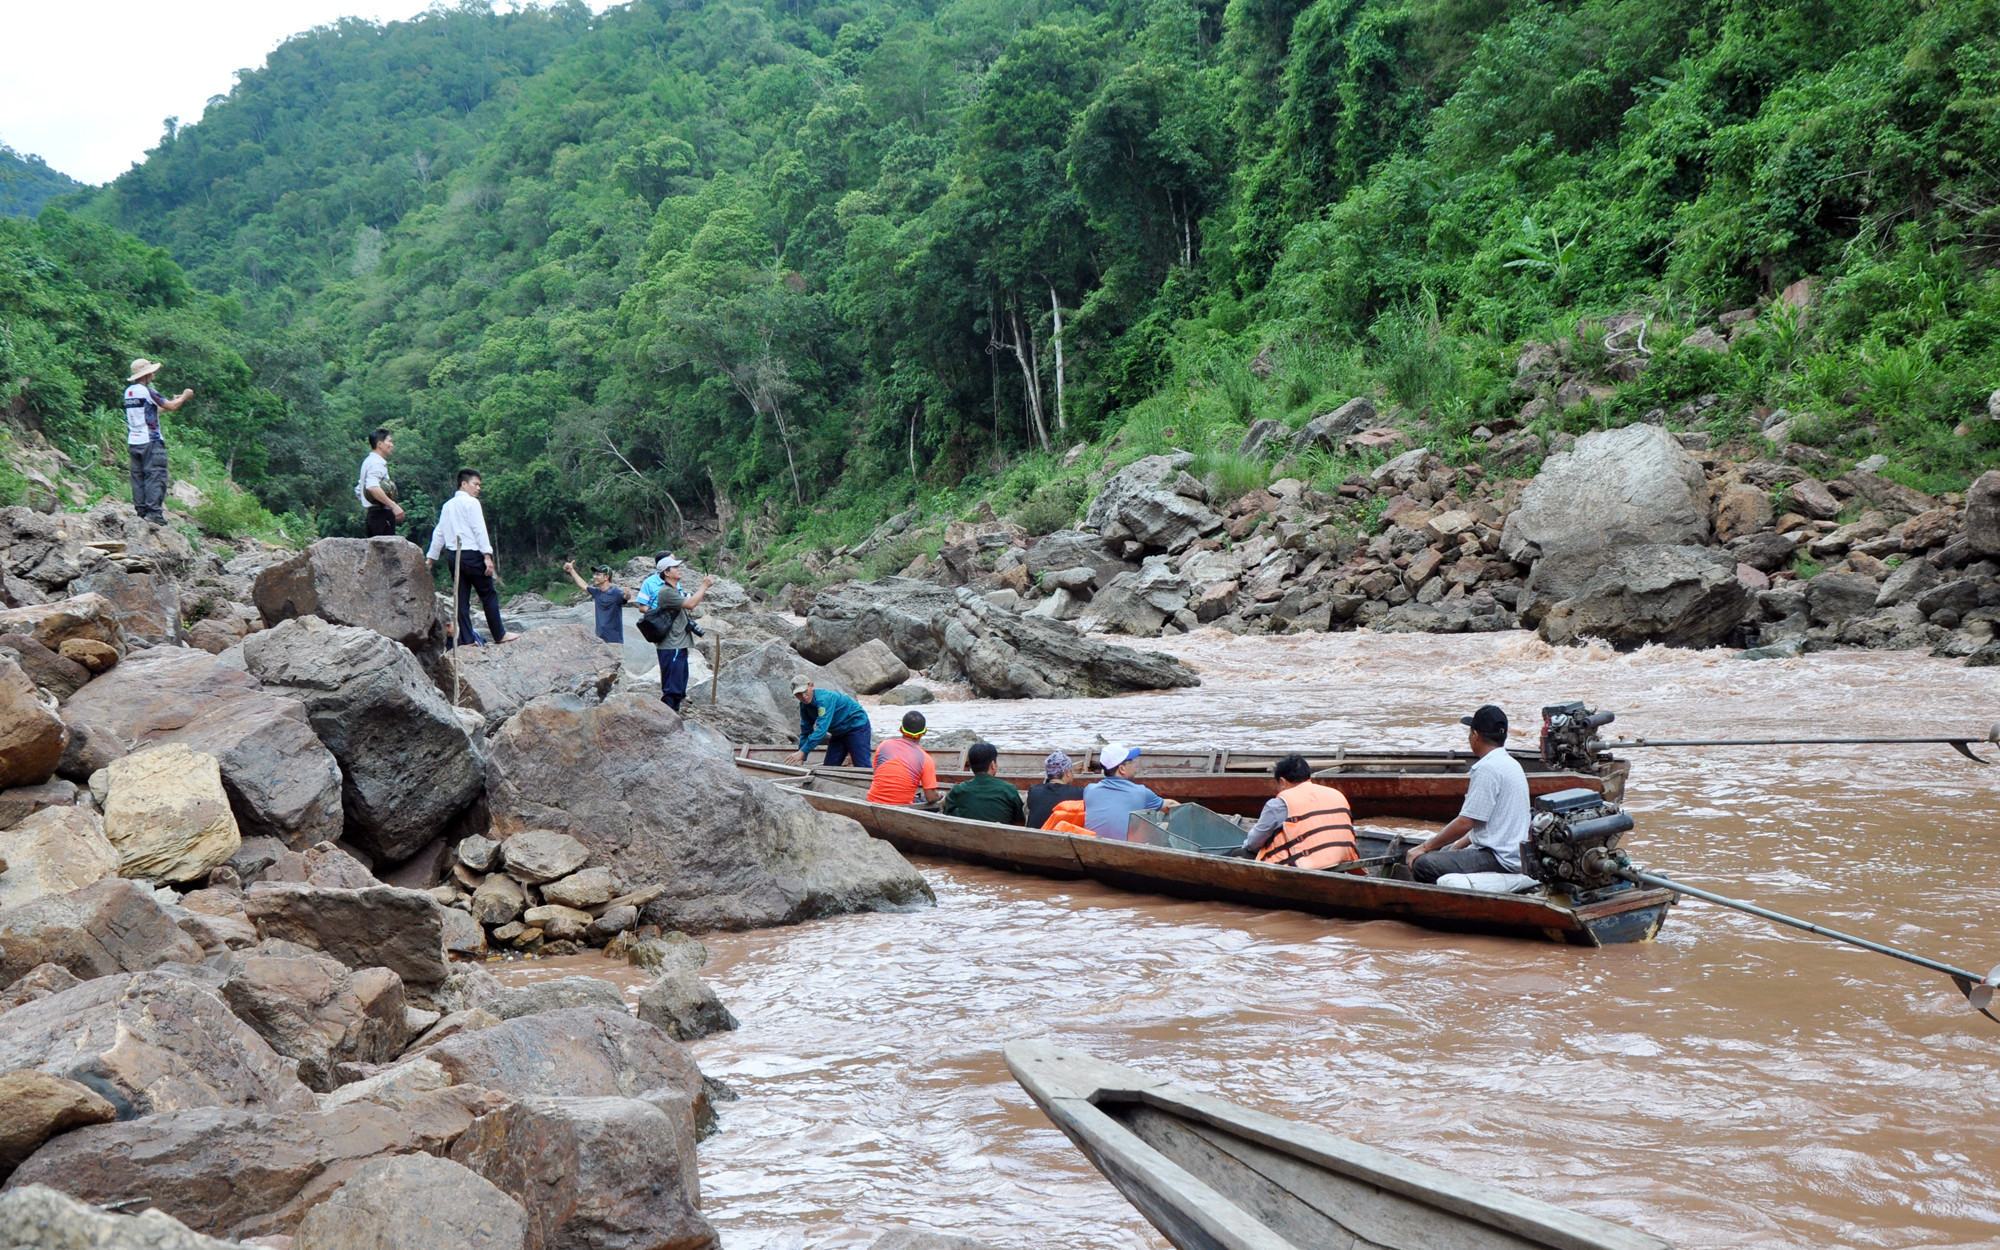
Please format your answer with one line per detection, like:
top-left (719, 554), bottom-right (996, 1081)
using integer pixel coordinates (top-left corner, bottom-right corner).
top-left (1521, 787), bottom-right (1634, 903)
top-left (1540, 703), bottom-right (1617, 772)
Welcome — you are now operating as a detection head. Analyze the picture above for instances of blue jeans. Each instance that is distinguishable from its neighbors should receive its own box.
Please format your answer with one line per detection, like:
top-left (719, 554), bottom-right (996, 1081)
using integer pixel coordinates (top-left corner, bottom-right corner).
top-left (658, 648), bottom-right (689, 711)
top-left (823, 726), bottom-right (872, 767)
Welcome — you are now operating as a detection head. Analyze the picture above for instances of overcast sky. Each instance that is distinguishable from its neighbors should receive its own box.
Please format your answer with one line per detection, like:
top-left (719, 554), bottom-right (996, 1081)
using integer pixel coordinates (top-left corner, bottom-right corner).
top-left (0, 1), bottom-right (617, 186)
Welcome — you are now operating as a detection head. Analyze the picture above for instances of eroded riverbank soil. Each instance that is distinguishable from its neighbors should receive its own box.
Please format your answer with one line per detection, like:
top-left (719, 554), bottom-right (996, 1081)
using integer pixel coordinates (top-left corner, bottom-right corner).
top-left (502, 628), bottom-right (2000, 1249)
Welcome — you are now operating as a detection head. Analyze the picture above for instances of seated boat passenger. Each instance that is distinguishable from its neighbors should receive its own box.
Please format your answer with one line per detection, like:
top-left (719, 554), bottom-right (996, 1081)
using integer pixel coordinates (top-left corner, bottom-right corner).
top-left (1025, 751), bottom-right (1086, 830)
top-left (942, 742), bottom-right (1026, 825)
top-left (1082, 743), bottom-right (1172, 840)
top-left (865, 711), bottom-right (939, 806)
top-left (1402, 704), bottom-right (1532, 883)
top-left (1237, 753), bottom-right (1357, 869)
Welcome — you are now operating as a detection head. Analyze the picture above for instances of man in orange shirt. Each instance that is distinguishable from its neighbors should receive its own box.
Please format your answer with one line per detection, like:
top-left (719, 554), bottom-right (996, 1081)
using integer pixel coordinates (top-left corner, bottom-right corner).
top-left (866, 711), bottom-right (939, 806)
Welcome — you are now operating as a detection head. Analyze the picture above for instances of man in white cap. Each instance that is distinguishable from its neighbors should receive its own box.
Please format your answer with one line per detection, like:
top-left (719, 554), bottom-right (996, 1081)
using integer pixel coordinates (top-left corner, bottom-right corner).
top-left (636, 551), bottom-right (713, 711)
top-left (1082, 743), bottom-right (1170, 840)
top-left (122, 359), bottom-right (192, 524)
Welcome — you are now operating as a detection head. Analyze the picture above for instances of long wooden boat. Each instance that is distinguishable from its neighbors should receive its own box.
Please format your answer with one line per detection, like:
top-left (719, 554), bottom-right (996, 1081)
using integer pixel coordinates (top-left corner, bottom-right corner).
top-left (735, 743), bottom-right (1623, 820)
top-left (1006, 1041), bottom-right (1672, 1250)
top-left (746, 764), bottom-right (1673, 946)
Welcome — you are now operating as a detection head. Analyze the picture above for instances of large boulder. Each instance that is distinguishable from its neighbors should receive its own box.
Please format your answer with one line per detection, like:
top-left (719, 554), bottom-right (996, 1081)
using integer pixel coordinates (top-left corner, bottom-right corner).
top-left (1083, 453), bottom-right (1223, 553)
top-left (242, 883), bottom-right (449, 988)
top-left (1966, 469), bottom-right (2000, 557)
top-left (59, 646), bottom-right (343, 848)
top-left (1503, 424), bottom-right (1713, 594)
top-left (635, 971), bottom-right (738, 1042)
top-left (291, 1154), bottom-right (528, 1250)
top-left (1025, 529), bottom-right (1129, 588)
top-left (0, 776), bottom-right (79, 830)
top-left (795, 578), bottom-right (957, 668)
top-left (243, 616), bottom-right (482, 863)
top-left (0, 654), bottom-right (65, 789)
top-left (94, 743), bottom-right (241, 884)
top-left (484, 695), bottom-right (932, 931)
top-left (1806, 571), bottom-right (1884, 625)
top-left (0, 968), bottom-right (315, 1117)
top-left (450, 1096), bottom-right (716, 1250)
top-left (1085, 558), bottom-right (1190, 636)
top-left (0, 878), bottom-right (205, 985)
top-left (939, 589), bottom-right (1201, 698)
top-left (442, 623), bottom-right (623, 731)
top-left (685, 639), bottom-right (833, 745)
top-left (0, 632), bottom-right (91, 701)
top-left (254, 537), bottom-right (439, 650)
top-left (1538, 545), bottom-right (1748, 650)
top-left (0, 593), bottom-right (124, 657)
top-left (419, 1006), bottom-right (704, 1105)
top-left (0, 804), bottom-right (120, 909)
top-left (0, 1071), bottom-right (117, 1177)
top-left (70, 565), bottom-right (182, 647)
top-left (5, 1099), bottom-right (467, 1242)
top-left (220, 947), bottom-right (409, 1092)
top-left (499, 830), bottom-right (590, 883)
top-left (484, 975), bottom-right (627, 1021)
top-left (821, 638), bottom-right (911, 695)
top-left (0, 1184), bottom-right (248, 1250)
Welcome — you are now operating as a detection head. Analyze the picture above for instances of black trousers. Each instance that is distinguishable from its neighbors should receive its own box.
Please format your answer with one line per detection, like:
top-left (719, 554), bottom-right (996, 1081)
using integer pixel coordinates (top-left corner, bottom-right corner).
top-left (444, 549), bottom-right (505, 647)
top-left (1412, 845), bottom-right (1505, 884)
top-left (129, 440), bottom-right (168, 522)
top-left (364, 505), bottom-right (398, 537)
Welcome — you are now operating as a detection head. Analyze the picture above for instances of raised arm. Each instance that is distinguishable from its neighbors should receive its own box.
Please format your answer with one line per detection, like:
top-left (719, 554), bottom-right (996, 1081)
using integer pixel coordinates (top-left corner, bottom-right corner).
top-left (160, 389), bottom-right (194, 411)
top-left (563, 561), bottom-right (589, 592)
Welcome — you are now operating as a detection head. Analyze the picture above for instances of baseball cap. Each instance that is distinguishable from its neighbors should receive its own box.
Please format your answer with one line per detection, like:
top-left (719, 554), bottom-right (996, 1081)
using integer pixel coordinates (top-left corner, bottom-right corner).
top-left (791, 677), bottom-right (814, 695)
top-left (1461, 705), bottom-right (1509, 741)
top-left (1100, 743), bottom-right (1140, 771)
top-left (657, 554), bottom-right (684, 572)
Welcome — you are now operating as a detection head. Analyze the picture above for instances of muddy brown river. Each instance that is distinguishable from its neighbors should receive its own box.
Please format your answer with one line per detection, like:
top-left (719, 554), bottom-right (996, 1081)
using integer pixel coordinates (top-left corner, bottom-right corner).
top-left (498, 630), bottom-right (2000, 1249)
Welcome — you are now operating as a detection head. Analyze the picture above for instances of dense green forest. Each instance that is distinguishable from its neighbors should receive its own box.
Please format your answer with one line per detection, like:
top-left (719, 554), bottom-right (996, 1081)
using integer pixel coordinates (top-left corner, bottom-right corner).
top-left (7, 0), bottom-right (1998, 581)
top-left (0, 146), bottom-right (83, 218)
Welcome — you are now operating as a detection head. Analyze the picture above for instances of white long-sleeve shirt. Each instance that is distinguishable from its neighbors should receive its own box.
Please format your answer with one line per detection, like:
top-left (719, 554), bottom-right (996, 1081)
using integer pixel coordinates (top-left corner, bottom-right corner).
top-left (426, 491), bottom-right (493, 560)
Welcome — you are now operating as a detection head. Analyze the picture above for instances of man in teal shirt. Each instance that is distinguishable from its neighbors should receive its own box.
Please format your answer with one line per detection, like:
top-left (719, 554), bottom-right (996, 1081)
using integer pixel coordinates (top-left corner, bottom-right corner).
top-left (784, 678), bottom-right (873, 765)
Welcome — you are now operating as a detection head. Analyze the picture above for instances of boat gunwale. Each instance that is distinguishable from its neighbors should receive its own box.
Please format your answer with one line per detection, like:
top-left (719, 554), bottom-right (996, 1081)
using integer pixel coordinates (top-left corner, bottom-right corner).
top-left (1004, 1041), bottom-right (1673, 1250)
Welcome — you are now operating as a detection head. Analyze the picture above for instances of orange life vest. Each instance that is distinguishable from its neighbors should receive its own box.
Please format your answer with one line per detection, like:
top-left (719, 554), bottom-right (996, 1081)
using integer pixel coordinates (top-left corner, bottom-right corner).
top-left (1256, 781), bottom-right (1356, 870)
top-left (1042, 799), bottom-right (1088, 834)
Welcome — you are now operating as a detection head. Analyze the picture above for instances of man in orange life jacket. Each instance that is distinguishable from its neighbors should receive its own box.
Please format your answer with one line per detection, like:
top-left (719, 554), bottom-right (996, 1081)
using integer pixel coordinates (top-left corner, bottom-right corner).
top-left (1234, 753), bottom-right (1357, 869)
top-left (866, 711), bottom-right (939, 806)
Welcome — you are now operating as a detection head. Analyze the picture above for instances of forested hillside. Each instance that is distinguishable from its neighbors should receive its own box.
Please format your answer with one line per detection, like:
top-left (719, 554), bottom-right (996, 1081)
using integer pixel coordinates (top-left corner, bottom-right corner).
top-left (17, 0), bottom-right (2000, 582)
top-left (0, 146), bottom-right (83, 218)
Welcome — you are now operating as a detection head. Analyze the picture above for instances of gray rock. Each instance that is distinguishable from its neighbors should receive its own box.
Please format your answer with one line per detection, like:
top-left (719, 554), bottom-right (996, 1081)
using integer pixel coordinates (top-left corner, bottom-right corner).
top-left (264, 841), bottom-right (381, 889)
top-left (0, 632), bottom-right (91, 702)
top-left (485, 694), bottom-right (932, 932)
top-left (1290, 398), bottom-right (1376, 453)
top-left (635, 970), bottom-right (738, 1041)
top-left (1915, 577), bottom-right (1984, 619)
top-left (624, 933), bottom-right (708, 976)
top-left (470, 873), bottom-right (527, 926)
top-left (443, 623), bottom-right (623, 732)
top-left (938, 589), bottom-right (1201, 699)
top-left (0, 804), bottom-right (119, 909)
top-left (0, 1069), bottom-right (118, 1176)
top-left (586, 904), bottom-right (637, 943)
top-left (485, 975), bottom-right (627, 1021)
top-left (541, 866), bottom-right (615, 909)
top-left (0, 877), bottom-right (206, 985)
top-left (449, 1095), bottom-right (714, 1250)
top-left (420, 1006), bottom-right (704, 1105)
top-left (1875, 557), bottom-right (1940, 608)
top-left (220, 949), bottom-right (409, 1093)
top-left (1807, 571), bottom-right (1888, 625)
top-left (821, 638), bottom-right (911, 695)
top-left (1787, 476), bottom-right (1841, 520)
top-left (795, 578), bottom-right (958, 669)
top-left (70, 565), bottom-right (183, 649)
top-left (0, 963), bottom-right (84, 1013)
top-left (1502, 425), bottom-right (1712, 571)
top-left (243, 883), bottom-right (449, 988)
top-left (1369, 448), bottom-right (1433, 488)
top-left (868, 1231), bottom-right (998, 1250)
top-left (457, 834), bottom-right (499, 872)
top-left (499, 830), bottom-right (589, 883)
top-left (0, 654), bottom-right (65, 790)
top-left (0, 1185), bottom-right (248, 1250)
top-left (1236, 417), bottom-right (1284, 458)
top-left (1025, 530), bottom-right (1129, 589)
top-left (440, 905), bottom-right (487, 955)
top-left (684, 638), bottom-right (835, 745)
top-left (243, 616), bottom-right (482, 863)
top-left (253, 537), bottom-right (439, 650)
top-left (878, 682), bottom-right (935, 705)
top-left (1539, 545), bottom-right (1748, 650)
top-left (0, 969), bottom-right (315, 1118)
top-left (1965, 469), bottom-right (2000, 556)
top-left (291, 1154), bottom-right (527, 1250)
top-left (1083, 454), bottom-right (1225, 554)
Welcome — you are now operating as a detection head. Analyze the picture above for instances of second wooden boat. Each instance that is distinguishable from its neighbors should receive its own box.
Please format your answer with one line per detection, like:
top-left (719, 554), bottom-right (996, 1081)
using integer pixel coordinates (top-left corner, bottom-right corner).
top-left (1006, 1041), bottom-right (1672, 1250)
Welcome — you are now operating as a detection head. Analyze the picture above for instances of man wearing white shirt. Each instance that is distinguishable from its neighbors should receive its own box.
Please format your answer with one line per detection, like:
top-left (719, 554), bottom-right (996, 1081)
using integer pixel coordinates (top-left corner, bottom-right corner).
top-left (354, 428), bottom-right (404, 537)
top-left (1402, 704), bottom-right (1532, 882)
top-left (426, 469), bottom-right (519, 647)
top-left (122, 358), bottom-right (193, 525)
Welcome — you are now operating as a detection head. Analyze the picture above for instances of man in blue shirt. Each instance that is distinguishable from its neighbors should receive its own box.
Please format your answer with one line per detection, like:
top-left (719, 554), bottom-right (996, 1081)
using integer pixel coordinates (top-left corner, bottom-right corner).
top-left (785, 678), bottom-right (873, 766)
top-left (564, 560), bottom-right (631, 644)
top-left (1083, 743), bottom-right (1171, 840)
top-left (636, 553), bottom-right (713, 710)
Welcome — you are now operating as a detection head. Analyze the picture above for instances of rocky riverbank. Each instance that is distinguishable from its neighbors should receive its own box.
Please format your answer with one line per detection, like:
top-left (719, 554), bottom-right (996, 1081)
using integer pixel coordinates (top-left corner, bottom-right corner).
top-left (0, 504), bottom-right (1007, 1249)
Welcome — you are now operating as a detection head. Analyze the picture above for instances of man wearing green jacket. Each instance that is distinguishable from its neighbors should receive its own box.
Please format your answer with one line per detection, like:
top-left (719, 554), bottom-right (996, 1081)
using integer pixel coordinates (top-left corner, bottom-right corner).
top-left (941, 742), bottom-right (1026, 825)
top-left (785, 678), bottom-right (873, 766)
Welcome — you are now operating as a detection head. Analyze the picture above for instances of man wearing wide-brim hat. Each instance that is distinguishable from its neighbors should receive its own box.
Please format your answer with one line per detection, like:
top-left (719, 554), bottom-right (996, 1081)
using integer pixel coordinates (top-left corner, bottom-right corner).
top-left (122, 359), bottom-right (193, 525)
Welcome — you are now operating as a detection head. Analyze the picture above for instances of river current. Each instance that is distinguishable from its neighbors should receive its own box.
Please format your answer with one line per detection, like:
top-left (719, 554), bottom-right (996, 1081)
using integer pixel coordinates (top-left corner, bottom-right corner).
top-left (499, 629), bottom-right (2000, 1249)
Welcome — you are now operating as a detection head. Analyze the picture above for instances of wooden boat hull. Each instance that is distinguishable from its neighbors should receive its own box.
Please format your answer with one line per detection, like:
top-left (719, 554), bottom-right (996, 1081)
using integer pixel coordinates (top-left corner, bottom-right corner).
top-left (1005, 1041), bottom-right (1672, 1250)
top-left (735, 744), bottom-right (1619, 820)
top-left (762, 771), bottom-right (1673, 947)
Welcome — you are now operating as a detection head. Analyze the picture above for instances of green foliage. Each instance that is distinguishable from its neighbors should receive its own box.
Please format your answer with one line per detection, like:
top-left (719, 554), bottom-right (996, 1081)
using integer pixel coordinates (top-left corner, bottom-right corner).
top-left (0, 146), bottom-right (83, 219)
